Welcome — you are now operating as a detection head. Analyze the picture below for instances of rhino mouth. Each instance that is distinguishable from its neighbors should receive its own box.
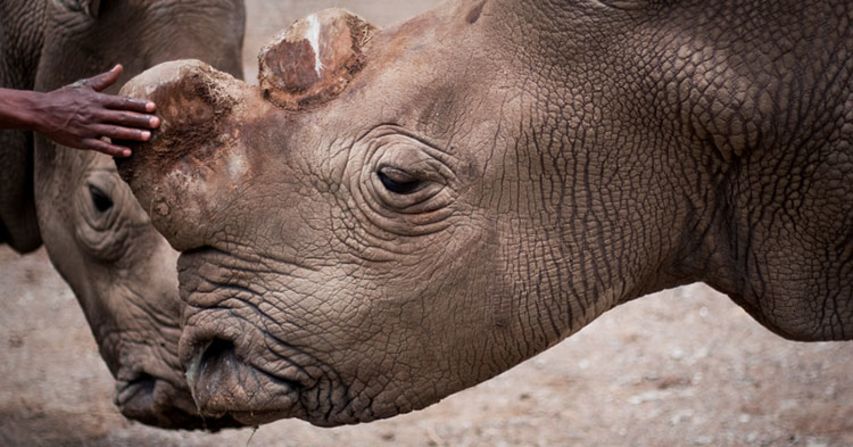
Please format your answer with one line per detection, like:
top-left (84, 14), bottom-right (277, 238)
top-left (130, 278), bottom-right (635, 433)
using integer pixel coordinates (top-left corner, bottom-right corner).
top-left (181, 321), bottom-right (304, 425)
top-left (176, 247), bottom-right (348, 425)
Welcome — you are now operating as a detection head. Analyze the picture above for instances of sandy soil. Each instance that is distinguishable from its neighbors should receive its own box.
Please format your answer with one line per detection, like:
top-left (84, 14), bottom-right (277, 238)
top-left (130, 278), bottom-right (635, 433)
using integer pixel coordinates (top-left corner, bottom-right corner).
top-left (2, 1), bottom-right (852, 446)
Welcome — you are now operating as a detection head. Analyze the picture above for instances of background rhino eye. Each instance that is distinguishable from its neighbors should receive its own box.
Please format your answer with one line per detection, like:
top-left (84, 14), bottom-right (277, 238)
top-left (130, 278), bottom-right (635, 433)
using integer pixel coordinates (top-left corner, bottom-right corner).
top-left (377, 168), bottom-right (423, 195)
top-left (88, 185), bottom-right (114, 213)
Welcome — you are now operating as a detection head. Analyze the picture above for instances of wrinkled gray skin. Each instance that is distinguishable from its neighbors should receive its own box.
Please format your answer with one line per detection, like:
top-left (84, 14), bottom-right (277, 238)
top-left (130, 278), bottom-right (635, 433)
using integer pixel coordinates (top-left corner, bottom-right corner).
top-left (119, 0), bottom-right (852, 427)
top-left (1, 0), bottom-right (246, 429)
top-left (0, 0), bottom-right (46, 252)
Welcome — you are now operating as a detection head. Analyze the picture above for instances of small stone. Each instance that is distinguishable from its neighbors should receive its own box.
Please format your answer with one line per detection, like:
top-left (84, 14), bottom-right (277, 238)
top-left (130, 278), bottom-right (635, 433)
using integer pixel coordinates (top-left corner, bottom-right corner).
top-left (8, 334), bottom-right (24, 348)
top-left (670, 347), bottom-right (685, 360)
top-left (692, 435), bottom-right (713, 445)
top-left (669, 409), bottom-right (693, 425)
top-left (628, 390), bottom-right (667, 405)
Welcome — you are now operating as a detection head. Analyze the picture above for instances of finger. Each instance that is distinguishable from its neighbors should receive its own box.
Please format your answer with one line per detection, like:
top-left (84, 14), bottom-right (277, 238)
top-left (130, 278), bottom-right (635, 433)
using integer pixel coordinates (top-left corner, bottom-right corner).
top-left (98, 110), bottom-right (160, 129)
top-left (92, 124), bottom-right (152, 142)
top-left (102, 94), bottom-right (156, 113)
top-left (85, 64), bottom-right (123, 92)
top-left (82, 138), bottom-right (132, 158)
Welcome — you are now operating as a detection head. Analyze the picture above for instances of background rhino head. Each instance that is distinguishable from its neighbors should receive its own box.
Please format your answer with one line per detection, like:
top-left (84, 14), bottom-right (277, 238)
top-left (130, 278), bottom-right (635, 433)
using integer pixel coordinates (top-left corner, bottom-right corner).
top-left (28, 0), bottom-right (245, 429)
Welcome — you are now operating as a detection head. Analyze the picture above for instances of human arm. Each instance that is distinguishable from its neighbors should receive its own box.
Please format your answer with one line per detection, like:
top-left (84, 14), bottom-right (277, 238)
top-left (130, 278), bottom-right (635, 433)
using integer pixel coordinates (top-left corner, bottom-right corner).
top-left (0, 65), bottom-right (159, 157)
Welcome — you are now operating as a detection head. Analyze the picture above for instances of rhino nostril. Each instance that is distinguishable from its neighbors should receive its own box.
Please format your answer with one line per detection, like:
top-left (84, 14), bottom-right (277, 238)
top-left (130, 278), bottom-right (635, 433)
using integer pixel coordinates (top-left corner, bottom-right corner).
top-left (202, 338), bottom-right (236, 366)
top-left (186, 337), bottom-right (237, 396)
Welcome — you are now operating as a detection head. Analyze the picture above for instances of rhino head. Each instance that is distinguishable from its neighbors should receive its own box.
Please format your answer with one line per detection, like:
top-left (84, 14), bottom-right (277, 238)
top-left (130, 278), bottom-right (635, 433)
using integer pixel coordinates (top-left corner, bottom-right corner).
top-left (118, 0), bottom-right (852, 427)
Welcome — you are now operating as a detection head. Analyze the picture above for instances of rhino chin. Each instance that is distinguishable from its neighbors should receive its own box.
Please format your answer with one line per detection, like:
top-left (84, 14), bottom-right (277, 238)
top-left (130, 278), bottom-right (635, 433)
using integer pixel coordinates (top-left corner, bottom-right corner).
top-left (115, 372), bottom-right (241, 431)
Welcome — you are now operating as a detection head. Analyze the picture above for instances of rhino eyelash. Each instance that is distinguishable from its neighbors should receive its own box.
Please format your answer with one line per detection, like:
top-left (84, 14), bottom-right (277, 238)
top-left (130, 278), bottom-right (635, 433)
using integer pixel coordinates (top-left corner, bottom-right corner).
top-left (377, 169), bottom-right (424, 195)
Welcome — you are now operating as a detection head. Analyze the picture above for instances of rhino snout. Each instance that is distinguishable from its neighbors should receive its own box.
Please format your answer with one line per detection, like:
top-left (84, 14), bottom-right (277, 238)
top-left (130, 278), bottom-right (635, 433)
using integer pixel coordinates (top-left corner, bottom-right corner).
top-left (116, 59), bottom-right (254, 252)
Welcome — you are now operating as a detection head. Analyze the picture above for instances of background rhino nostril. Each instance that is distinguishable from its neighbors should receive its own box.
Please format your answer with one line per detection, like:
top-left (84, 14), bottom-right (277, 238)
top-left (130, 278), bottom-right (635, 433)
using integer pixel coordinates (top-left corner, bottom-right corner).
top-left (116, 372), bottom-right (158, 408)
top-left (129, 372), bottom-right (157, 390)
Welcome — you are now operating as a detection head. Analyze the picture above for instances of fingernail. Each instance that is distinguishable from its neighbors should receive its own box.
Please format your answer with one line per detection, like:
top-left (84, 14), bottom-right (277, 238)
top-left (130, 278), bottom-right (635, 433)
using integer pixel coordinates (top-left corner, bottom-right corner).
top-left (122, 149), bottom-right (132, 157)
top-left (141, 131), bottom-right (151, 140)
top-left (146, 102), bottom-right (156, 112)
top-left (150, 117), bottom-right (160, 127)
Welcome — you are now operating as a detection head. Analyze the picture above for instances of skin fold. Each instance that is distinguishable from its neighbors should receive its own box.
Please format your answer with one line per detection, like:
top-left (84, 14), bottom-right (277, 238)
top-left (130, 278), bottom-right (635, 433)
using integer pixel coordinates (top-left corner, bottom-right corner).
top-left (118, 0), bottom-right (851, 427)
top-left (1, 0), bottom-right (247, 429)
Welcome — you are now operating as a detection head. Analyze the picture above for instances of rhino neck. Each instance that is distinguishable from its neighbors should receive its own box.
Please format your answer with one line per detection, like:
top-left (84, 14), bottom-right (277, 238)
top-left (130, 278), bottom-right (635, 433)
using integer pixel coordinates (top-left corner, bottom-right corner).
top-left (0, 0), bottom-right (48, 90)
top-left (479, 3), bottom-right (702, 318)
top-left (501, 0), bottom-right (853, 341)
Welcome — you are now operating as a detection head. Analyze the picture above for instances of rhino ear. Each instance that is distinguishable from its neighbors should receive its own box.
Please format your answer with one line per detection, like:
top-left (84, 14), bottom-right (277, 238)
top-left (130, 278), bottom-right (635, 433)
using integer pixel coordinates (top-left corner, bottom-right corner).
top-left (56, 0), bottom-right (103, 18)
top-left (258, 8), bottom-right (377, 110)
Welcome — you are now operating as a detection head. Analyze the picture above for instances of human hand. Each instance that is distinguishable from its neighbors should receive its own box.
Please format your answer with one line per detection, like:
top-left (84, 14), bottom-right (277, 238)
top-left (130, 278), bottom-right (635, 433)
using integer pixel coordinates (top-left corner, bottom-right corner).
top-left (33, 64), bottom-right (160, 157)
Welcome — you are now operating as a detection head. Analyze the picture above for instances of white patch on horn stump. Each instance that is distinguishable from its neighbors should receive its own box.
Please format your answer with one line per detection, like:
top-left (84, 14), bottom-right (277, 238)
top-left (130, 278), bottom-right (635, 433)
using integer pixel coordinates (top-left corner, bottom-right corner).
top-left (305, 14), bottom-right (324, 77)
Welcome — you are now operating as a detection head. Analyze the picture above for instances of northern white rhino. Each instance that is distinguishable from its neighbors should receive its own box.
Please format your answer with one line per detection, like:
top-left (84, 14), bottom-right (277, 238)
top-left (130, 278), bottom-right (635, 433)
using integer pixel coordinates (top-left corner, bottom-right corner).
top-left (118, 0), bottom-right (851, 427)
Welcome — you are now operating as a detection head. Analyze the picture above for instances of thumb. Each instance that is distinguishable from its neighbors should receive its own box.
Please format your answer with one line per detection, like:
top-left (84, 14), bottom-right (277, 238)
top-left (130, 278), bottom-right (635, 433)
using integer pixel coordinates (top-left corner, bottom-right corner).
top-left (85, 64), bottom-right (123, 92)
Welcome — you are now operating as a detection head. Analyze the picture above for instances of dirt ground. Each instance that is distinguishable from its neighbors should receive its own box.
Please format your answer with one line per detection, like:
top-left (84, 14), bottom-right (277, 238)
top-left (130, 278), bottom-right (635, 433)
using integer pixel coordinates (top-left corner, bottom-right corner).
top-left (2, 1), bottom-right (852, 446)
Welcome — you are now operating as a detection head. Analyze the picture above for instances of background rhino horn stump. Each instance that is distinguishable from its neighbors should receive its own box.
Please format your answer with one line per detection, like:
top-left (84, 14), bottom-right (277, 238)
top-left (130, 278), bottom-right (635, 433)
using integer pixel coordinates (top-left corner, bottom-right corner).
top-left (258, 9), bottom-right (376, 110)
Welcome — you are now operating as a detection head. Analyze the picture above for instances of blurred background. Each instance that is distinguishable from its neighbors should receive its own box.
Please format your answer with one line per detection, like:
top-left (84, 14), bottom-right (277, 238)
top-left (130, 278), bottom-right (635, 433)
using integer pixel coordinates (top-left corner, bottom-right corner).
top-left (1, 1), bottom-right (851, 446)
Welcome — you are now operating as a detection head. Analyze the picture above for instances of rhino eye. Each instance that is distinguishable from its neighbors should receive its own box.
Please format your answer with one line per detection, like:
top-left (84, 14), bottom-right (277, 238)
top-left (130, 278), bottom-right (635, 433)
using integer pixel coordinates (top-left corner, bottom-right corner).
top-left (88, 185), bottom-right (114, 213)
top-left (377, 168), bottom-right (423, 195)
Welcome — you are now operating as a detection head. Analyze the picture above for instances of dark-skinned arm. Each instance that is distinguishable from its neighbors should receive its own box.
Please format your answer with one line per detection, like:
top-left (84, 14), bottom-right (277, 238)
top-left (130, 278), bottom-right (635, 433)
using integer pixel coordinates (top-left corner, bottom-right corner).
top-left (0, 64), bottom-right (160, 157)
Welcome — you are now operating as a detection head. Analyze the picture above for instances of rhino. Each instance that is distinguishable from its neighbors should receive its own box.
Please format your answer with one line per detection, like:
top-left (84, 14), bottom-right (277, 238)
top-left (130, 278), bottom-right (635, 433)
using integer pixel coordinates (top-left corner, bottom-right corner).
top-left (1, 0), bottom-right (245, 429)
top-left (117, 0), bottom-right (852, 427)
